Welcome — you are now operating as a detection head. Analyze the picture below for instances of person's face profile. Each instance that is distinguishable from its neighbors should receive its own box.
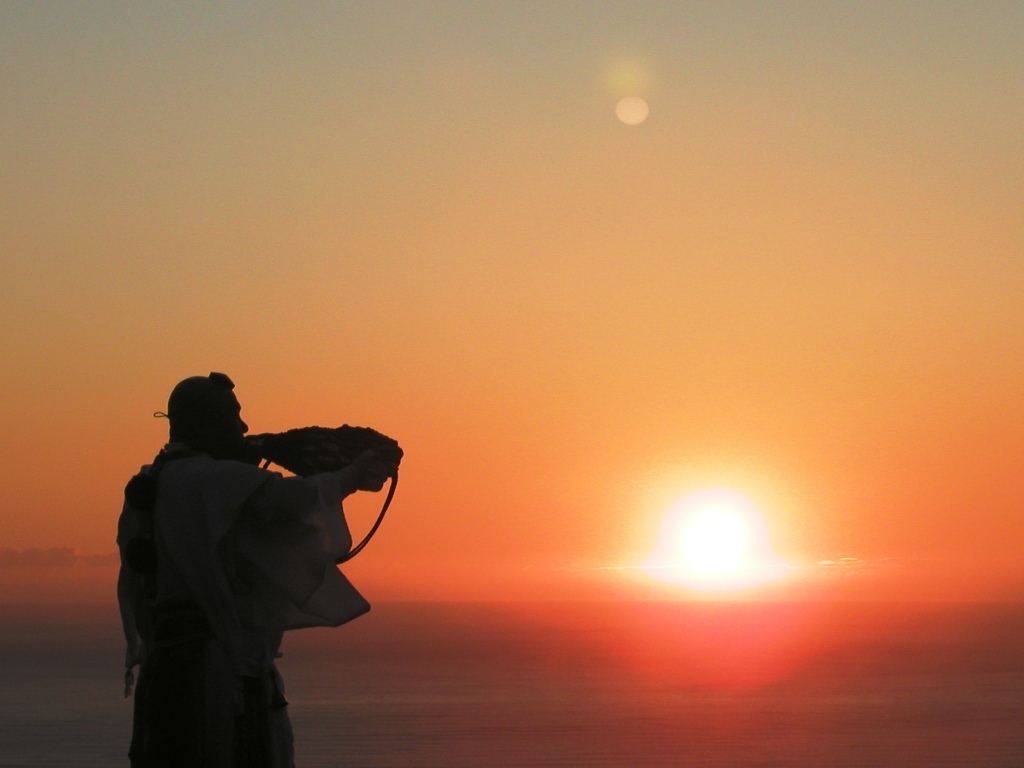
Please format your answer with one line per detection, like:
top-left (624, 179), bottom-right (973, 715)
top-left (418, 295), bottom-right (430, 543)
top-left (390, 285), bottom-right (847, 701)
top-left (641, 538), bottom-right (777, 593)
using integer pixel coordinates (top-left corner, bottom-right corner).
top-left (197, 389), bottom-right (248, 459)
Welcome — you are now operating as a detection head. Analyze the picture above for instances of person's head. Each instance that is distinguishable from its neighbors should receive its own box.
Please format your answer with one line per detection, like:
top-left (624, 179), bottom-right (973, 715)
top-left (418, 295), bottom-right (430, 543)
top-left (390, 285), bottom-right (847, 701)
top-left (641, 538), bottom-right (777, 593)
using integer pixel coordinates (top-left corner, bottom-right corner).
top-left (166, 372), bottom-right (248, 460)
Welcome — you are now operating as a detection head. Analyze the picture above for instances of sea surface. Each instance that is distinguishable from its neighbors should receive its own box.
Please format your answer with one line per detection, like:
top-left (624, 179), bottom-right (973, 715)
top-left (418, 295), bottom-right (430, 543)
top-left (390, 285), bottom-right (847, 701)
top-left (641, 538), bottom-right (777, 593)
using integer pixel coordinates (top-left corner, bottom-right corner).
top-left (1, 601), bottom-right (1021, 767)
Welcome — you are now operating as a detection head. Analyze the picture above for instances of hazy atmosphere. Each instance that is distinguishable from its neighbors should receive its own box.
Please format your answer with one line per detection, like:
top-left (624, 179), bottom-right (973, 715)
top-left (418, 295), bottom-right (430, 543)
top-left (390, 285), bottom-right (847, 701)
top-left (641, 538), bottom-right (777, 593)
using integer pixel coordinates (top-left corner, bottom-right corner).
top-left (3, 1), bottom-right (1023, 604)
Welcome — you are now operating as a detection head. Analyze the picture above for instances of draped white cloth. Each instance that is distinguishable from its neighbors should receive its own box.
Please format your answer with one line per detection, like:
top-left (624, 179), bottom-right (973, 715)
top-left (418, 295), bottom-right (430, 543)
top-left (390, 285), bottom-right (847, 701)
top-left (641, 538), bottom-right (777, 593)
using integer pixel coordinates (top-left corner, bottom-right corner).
top-left (117, 448), bottom-right (370, 767)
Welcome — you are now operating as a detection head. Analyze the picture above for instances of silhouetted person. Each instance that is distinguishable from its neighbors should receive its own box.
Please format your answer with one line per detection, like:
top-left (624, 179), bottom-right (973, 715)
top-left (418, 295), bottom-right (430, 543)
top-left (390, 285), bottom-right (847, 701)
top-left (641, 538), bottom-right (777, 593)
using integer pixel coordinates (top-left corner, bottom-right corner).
top-left (118, 373), bottom-right (389, 768)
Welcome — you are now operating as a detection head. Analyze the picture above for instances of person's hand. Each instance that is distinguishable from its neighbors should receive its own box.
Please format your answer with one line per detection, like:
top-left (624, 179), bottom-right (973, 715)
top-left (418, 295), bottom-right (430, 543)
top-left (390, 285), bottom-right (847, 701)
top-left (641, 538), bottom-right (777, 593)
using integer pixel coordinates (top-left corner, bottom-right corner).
top-left (335, 450), bottom-right (394, 495)
top-left (350, 450), bottom-right (392, 492)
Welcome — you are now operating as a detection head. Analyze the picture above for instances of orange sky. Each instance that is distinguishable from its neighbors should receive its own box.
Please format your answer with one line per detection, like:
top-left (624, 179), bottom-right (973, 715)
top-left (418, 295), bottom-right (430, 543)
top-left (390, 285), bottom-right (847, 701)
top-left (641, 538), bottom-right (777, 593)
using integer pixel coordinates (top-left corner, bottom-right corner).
top-left (2, 3), bottom-right (1022, 603)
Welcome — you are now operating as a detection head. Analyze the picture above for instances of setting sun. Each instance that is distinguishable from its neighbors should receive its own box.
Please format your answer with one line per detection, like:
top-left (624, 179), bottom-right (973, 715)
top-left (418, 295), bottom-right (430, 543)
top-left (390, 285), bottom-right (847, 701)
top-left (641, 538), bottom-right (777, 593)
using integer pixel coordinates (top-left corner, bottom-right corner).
top-left (645, 489), bottom-right (791, 592)
top-left (681, 505), bottom-right (748, 576)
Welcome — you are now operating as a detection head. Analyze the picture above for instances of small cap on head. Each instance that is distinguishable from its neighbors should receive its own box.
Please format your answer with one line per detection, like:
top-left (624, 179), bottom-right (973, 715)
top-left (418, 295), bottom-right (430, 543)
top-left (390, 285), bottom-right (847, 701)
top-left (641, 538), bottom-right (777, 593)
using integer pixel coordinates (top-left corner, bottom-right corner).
top-left (166, 373), bottom-right (247, 458)
top-left (167, 372), bottom-right (236, 420)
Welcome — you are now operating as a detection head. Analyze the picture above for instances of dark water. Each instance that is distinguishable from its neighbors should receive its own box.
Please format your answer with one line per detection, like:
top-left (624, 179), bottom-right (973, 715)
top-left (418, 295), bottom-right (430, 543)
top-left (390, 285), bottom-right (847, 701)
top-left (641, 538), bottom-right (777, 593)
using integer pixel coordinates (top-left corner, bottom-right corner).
top-left (1, 601), bottom-right (1021, 767)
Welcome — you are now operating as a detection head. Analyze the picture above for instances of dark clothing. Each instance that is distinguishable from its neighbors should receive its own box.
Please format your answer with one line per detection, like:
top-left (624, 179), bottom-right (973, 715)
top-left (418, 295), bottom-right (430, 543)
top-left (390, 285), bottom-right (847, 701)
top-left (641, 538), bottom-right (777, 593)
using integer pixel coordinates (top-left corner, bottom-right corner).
top-left (129, 603), bottom-right (285, 768)
top-left (129, 604), bottom-right (215, 768)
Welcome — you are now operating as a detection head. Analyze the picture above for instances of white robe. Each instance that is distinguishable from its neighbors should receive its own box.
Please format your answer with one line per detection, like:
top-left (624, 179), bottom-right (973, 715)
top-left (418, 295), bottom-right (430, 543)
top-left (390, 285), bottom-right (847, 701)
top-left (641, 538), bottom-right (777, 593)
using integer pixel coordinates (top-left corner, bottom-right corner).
top-left (117, 449), bottom-right (370, 768)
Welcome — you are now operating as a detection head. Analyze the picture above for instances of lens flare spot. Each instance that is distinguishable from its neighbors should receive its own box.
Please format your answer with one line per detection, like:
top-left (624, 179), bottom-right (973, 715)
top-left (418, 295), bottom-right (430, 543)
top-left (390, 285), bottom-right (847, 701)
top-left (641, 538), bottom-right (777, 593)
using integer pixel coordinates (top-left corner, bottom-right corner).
top-left (616, 96), bottom-right (649, 125)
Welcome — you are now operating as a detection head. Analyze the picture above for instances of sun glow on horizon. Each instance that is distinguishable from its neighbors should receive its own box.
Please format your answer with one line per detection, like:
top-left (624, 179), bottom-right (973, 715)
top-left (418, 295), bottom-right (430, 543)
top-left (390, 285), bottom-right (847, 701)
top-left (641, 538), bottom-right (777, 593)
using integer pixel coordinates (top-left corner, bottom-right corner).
top-left (645, 488), bottom-right (792, 592)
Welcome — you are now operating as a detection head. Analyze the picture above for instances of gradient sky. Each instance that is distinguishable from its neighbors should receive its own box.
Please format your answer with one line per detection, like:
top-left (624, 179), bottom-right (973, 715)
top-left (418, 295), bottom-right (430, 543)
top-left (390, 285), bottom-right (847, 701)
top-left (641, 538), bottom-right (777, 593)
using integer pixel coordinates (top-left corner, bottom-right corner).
top-left (2, 2), bottom-right (1022, 602)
